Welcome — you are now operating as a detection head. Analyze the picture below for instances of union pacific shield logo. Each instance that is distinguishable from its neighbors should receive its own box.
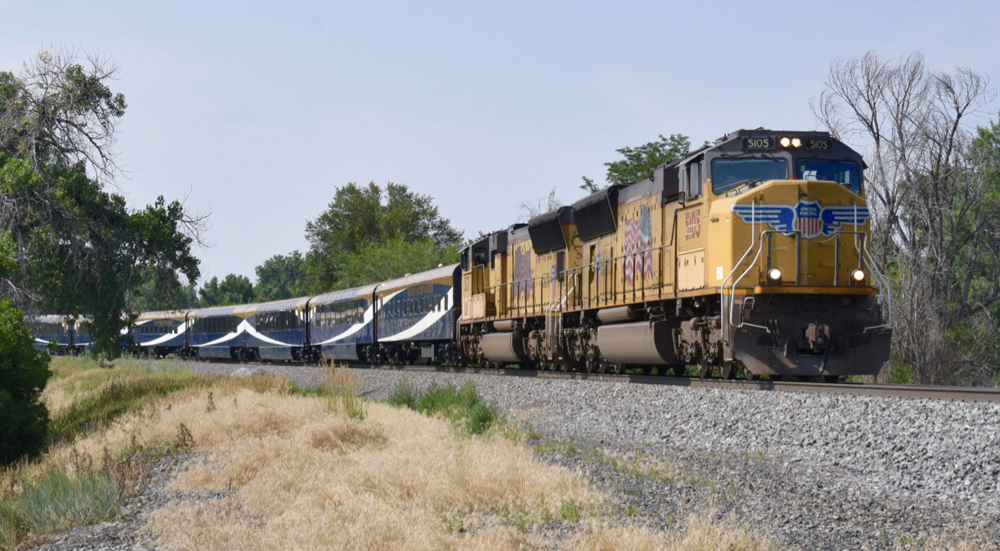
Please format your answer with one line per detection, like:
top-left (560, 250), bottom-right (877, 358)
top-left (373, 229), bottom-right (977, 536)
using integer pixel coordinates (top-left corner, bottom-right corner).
top-left (793, 200), bottom-right (823, 239)
top-left (731, 200), bottom-right (870, 239)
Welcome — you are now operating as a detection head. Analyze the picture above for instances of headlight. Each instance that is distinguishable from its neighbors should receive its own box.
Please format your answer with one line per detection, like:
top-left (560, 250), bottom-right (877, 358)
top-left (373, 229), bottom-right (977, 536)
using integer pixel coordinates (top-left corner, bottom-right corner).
top-left (767, 267), bottom-right (782, 281)
top-left (851, 268), bottom-right (866, 282)
top-left (779, 136), bottom-right (802, 149)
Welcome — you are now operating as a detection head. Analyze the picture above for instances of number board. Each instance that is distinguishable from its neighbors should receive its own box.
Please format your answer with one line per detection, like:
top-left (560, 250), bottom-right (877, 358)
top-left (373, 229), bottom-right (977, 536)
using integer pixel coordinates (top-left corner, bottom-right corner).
top-left (742, 137), bottom-right (774, 151)
top-left (805, 138), bottom-right (831, 151)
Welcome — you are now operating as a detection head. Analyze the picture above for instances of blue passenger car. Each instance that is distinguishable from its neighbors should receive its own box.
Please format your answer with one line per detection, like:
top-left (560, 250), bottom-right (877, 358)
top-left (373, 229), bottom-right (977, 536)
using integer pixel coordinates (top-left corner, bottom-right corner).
top-left (132, 310), bottom-right (188, 357)
top-left (187, 305), bottom-right (248, 360)
top-left (309, 284), bottom-right (378, 362)
top-left (31, 315), bottom-right (71, 354)
top-left (375, 264), bottom-right (460, 364)
top-left (243, 297), bottom-right (310, 361)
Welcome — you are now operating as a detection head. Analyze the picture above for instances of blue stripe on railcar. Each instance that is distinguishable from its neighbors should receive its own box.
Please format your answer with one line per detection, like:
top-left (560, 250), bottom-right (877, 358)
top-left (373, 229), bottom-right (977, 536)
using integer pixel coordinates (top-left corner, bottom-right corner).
top-left (377, 283), bottom-right (455, 343)
top-left (246, 322), bottom-right (306, 361)
top-left (312, 299), bottom-right (375, 361)
top-left (33, 326), bottom-right (68, 352)
top-left (190, 315), bottom-right (246, 359)
top-left (133, 319), bottom-right (186, 349)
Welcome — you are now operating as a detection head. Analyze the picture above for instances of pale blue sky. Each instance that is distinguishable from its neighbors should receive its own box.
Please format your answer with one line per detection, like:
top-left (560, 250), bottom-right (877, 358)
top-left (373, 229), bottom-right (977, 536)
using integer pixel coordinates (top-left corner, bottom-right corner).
top-left (3, 0), bottom-right (999, 285)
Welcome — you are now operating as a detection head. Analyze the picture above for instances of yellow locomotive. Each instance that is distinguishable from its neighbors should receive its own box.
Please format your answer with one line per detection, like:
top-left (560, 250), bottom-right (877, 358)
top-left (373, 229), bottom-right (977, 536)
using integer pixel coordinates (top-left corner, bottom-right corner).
top-left (459, 129), bottom-right (892, 380)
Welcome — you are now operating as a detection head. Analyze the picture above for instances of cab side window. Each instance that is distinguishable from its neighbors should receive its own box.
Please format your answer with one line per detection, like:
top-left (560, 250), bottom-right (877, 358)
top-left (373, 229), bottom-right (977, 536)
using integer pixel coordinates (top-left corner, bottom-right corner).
top-left (685, 161), bottom-right (703, 199)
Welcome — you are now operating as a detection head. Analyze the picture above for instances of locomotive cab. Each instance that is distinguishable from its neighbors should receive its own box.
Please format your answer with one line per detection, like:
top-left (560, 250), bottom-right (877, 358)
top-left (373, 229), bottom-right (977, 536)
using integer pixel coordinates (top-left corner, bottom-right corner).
top-left (702, 130), bottom-right (891, 377)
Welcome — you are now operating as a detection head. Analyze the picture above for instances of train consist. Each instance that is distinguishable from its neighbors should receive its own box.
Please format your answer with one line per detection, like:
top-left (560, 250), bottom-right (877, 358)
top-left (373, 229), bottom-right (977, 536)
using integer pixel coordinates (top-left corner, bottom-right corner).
top-left (32, 129), bottom-right (892, 380)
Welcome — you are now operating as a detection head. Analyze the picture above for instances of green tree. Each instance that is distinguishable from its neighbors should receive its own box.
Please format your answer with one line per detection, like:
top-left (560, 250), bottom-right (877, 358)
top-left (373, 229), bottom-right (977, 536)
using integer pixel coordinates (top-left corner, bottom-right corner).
top-left (198, 274), bottom-right (254, 307)
top-left (127, 264), bottom-right (198, 312)
top-left (337, 237), bottom-right (460, 288)
top-left (254, 251), bottom-right (307, 302)
top-left (817, 51), bottom-right (998, 384)
top-left (0, 51), bottom-right (202, 356)
top-left (580, 134), bottom-right (691, 192)
top-left (0, 299), bottom-right (52, 465)
top-left (305, 182), bottom-right (462, 291)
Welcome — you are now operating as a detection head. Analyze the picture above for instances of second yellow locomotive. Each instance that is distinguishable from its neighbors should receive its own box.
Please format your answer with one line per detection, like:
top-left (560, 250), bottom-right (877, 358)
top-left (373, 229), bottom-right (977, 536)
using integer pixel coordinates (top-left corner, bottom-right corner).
top-left (459, 129), bottom-right (892, 380)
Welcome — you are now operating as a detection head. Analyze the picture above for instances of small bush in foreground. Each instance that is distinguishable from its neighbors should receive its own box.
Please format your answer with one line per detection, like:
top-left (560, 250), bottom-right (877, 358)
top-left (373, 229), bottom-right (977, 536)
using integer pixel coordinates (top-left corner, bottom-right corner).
top-left (388, 380), bottom-right (499, 435)
top-left (386, 378), bottom-right (419, 409)
top-left (0, 299), bottom-right (52, 466)
top-left (0, 468), bottom-right (119, 548)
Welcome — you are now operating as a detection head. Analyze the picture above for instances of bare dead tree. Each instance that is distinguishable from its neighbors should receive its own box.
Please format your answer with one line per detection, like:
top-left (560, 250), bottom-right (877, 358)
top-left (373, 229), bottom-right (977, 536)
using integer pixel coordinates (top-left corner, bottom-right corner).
top-left (814, 50), bottom-right (999, 384)
top-left (517, 188), bottom-right (561, 222)
top-left (2, 48), bottom-right (128, 185)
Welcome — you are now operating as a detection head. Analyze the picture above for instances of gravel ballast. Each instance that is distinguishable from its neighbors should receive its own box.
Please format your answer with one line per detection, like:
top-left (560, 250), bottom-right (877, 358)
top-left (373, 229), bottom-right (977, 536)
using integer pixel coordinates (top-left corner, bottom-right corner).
top-left (232, 363), bottom-right (1000, 550)
top-left (33, 361), bottom-right (1000, 550)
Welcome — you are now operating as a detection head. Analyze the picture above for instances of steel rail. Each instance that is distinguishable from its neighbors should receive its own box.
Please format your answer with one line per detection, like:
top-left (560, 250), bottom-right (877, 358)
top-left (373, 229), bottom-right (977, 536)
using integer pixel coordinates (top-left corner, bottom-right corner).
top-left (360, 364), bottom-right (1000, 403)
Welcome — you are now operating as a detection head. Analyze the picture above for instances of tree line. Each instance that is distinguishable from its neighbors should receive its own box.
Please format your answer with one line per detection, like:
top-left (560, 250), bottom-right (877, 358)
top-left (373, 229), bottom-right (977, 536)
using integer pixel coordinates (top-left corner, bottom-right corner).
top-left (136, 181), bottom-right (465, 310)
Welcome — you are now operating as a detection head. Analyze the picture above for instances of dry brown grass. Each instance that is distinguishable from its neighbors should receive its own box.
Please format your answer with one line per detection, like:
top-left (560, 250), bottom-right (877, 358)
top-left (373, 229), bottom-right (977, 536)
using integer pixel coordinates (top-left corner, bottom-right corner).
top-left (143, 387), bottom-right (592, 550)
top-left (10, 358), bottom-right (787, 550)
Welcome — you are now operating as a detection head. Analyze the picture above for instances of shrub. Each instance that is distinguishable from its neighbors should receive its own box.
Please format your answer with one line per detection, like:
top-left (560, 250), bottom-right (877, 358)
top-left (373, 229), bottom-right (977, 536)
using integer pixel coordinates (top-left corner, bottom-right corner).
top-left (412, 381), bottom-right (499, 435)
top-left (465, 402), bottom-right (496, 435)
top-left (0, 468), bottom-right (120, 547)
top-left (0, 299), bottom-right (52, 465)
top-left (386, 378), bottom-right (418, 409)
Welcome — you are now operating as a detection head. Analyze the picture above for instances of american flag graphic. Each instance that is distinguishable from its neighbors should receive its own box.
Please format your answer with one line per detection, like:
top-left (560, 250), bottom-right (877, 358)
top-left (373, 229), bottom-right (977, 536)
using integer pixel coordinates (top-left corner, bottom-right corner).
top-left (623, 205), bottom-right (654, 287)
top-left (793, 201), bottom-right (823, 239)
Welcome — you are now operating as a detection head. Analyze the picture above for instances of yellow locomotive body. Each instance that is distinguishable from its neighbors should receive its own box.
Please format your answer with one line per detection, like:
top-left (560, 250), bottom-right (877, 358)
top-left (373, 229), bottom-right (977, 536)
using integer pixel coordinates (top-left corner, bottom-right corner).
top-left (460, 129), bottom-right (891, 379)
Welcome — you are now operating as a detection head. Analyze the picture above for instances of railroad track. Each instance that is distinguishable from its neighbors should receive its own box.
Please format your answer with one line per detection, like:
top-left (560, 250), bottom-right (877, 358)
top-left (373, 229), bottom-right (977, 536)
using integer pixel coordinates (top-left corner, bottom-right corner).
top-left (356, 363), bottom-right (1000, 403)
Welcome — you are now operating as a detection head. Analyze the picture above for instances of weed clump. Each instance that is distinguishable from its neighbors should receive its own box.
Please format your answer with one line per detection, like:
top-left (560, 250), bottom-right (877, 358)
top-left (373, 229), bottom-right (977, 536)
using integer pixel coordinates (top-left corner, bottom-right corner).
top-left (0, 442), bottom-right (154, 549)
top-left (319, 362), bottom-right (366, 420)
top-left (0, 469), bottom-right (118, 542)
top-left (386, 378), bottom-right (419, 409)
top-left (388, 379), bottom-right (499, 435)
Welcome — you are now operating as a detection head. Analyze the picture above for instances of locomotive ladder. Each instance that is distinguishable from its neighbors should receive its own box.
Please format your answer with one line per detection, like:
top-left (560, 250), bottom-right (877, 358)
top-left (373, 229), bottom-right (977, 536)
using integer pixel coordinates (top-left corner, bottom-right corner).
top-left (543, 275), bottom-right (577, 361)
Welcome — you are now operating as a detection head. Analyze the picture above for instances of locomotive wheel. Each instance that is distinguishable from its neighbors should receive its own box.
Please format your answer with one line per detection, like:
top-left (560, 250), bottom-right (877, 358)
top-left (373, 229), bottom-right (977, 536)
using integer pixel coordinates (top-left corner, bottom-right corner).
top-left (720, 361), bottom-right (736, 380)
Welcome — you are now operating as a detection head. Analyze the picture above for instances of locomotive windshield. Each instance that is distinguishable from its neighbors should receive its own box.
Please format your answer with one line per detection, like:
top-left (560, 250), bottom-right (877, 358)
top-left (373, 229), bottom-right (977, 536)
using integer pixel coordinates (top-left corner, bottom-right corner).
top-left (796, 160), bottom-right (860, 193)
top-left (711, 158), bottom-right (788, 194)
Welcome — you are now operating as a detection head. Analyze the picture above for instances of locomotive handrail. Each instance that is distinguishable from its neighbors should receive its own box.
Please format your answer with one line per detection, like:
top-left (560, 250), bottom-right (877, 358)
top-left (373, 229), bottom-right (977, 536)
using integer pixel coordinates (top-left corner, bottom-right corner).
top-left (851, 228), bottom-right (893, 329)
top-left (563, 242), bottom-right (672, 308)
top-left (721, 201), bottom-right (763, 340)
top-left (819, 229), bottom-right (893, 330)
top-left (722, 227), bottom-right (893, 340)
top-left (724, 228), bottom-right (774, 334)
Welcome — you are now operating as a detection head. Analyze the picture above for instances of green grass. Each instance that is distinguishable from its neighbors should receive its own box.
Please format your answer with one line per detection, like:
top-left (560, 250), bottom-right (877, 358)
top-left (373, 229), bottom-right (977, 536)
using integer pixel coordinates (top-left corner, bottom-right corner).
top-left (0, 469), bottom-right (120, 548)
top-left (387, 379), bottom-right (500, 435)
top-left (386, 377), bottom-right (419, 409)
